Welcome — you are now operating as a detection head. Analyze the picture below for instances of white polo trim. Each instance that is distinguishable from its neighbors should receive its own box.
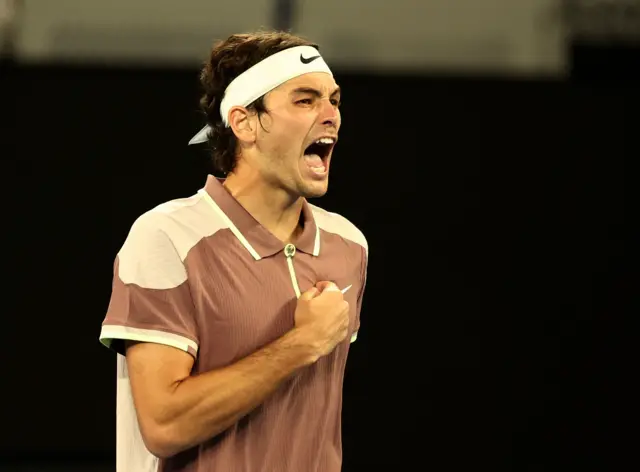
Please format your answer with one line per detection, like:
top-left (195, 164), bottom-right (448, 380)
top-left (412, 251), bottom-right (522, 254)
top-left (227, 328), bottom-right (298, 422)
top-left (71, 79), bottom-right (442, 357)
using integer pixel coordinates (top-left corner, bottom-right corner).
top-left (312, 223), bottom-right (321, 256)
top-left (198, 189), bottom-right (261, 260)
top-left (100, 325), bottom-right (198, 354)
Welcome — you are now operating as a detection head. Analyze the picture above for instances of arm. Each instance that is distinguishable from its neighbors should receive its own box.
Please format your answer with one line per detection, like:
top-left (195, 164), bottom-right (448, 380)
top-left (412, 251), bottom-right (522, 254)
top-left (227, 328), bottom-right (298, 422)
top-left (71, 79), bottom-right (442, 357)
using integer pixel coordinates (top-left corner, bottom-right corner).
top-left (126, 327), bottom-right (316, 459)
top-left (100, 212), bottom-right (338, 459)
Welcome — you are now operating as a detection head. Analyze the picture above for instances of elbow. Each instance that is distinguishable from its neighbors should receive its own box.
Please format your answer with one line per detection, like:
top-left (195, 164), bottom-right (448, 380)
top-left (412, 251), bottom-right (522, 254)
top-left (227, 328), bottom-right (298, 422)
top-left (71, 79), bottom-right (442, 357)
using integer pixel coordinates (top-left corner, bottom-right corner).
top-left (146, 440), bottom-right (178, 460)
top-left (141, 422), bottom-right (184, 459)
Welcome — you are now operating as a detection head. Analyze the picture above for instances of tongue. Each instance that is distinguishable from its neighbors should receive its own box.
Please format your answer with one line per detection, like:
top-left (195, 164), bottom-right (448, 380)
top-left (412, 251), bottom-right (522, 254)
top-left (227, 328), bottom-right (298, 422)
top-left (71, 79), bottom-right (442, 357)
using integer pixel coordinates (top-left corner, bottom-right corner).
top-left (304, 154), bottom-right (324, 169)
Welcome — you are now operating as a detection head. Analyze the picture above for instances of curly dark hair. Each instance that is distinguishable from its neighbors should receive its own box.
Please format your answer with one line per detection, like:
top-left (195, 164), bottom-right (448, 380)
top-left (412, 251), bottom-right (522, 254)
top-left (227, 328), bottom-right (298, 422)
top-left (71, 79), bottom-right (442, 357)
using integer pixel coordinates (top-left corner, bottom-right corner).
top-left (198, 30), bottom-right (318, 175)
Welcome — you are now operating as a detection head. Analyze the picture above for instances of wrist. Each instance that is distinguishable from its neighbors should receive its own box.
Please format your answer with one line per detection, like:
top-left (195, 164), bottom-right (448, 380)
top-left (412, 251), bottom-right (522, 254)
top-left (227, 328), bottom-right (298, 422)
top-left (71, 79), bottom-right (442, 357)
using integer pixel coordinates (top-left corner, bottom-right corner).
top-left (283, 327), bottom-right (321, 366)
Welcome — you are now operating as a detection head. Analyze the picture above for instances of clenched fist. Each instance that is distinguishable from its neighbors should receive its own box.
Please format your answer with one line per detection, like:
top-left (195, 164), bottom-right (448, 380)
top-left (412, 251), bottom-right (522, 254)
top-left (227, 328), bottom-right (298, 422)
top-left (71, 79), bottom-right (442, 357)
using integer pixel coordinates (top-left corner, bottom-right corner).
top-left (294, 281), bottom-right (350, 361)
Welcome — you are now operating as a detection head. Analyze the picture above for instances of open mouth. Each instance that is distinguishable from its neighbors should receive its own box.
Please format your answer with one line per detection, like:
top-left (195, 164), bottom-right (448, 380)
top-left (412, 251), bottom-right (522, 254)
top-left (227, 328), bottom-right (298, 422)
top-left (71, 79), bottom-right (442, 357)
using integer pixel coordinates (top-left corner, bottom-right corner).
top-left (303, 137), bottom-right (335, 176)
top-left (304, 138), bottom-right (334, 160)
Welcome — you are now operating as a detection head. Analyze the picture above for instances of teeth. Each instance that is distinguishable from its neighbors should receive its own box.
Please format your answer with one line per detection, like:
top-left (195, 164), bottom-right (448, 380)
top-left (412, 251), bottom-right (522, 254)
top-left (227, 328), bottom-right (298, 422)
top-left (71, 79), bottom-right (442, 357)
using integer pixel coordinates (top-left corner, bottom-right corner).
top-left (315, 138), bottom-right (335, 144)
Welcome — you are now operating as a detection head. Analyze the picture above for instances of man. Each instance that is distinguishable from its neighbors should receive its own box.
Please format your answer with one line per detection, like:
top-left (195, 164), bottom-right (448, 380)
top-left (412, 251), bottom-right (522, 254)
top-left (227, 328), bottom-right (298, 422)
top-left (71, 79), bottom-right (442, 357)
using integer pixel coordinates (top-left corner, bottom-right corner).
top-left (99, 31), bottom-right (368, 472)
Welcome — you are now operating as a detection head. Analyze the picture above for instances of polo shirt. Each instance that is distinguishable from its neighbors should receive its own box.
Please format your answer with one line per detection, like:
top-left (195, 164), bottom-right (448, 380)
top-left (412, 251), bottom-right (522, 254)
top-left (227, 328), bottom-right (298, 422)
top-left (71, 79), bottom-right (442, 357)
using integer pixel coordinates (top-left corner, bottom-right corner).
top-left (99, 175), bottom-right (368, 472)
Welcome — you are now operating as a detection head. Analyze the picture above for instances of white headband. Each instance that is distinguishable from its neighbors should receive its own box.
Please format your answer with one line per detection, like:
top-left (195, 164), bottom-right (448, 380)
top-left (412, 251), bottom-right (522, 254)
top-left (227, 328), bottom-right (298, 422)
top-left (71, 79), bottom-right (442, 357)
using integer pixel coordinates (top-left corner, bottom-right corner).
top-left (188, 45), bottom-right (333, 145)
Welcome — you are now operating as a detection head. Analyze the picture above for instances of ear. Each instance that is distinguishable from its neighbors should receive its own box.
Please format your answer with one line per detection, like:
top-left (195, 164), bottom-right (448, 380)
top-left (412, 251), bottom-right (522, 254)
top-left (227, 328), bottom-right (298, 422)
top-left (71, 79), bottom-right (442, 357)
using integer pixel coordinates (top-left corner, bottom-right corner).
top-left (228, 106), bottom-right (256, 144)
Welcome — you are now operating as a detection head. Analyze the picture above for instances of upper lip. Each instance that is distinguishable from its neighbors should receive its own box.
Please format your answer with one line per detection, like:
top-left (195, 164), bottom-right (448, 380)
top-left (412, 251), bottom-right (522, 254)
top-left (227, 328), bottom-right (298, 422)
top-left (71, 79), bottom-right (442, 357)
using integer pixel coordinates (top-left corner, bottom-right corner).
top-left (304, 134), bottom-right (338, 160)
top-left (310, 134), bottom-right (338, 145)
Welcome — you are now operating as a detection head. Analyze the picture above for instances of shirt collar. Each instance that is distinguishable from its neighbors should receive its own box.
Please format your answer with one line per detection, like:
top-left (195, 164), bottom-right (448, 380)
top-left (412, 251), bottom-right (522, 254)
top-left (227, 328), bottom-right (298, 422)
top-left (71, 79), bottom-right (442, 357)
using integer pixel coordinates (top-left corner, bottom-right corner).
top-left (201, 175), bottom-right (321, 260)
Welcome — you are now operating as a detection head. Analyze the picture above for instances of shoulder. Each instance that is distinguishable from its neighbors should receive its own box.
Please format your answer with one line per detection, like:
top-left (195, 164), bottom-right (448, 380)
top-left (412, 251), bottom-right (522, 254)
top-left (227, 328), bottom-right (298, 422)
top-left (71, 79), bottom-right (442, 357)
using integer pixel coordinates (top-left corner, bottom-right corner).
top-left (123, 191), bottom-right (228, 262)
top-left (310, 203), bottom-right (368, 256)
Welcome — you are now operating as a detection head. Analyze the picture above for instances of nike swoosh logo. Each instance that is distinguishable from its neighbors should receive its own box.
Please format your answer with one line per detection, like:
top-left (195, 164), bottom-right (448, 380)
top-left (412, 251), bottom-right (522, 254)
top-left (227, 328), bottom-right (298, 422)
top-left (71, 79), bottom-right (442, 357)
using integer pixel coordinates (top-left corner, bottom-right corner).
top-left (300, 54), bottom-right (321, 64)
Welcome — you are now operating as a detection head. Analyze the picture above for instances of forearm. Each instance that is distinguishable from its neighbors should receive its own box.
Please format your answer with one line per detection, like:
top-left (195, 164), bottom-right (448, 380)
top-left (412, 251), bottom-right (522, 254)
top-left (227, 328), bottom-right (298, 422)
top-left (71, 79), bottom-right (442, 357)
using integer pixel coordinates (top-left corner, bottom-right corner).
top-left (148, 328), bottom-right (316, 457)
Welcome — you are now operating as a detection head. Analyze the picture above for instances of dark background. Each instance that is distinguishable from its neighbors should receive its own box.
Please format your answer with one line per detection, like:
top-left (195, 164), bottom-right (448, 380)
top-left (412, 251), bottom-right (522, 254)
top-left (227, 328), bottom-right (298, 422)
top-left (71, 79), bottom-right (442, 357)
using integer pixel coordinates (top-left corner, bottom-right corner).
top-left (1, 40), bottom-right (634, 471)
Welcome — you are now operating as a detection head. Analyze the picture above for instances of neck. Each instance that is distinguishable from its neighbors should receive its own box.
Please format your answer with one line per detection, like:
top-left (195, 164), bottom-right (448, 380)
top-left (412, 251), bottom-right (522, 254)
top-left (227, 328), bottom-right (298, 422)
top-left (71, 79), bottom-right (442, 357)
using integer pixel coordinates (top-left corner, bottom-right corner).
top-left (223, 169), bottom-right (304, 244)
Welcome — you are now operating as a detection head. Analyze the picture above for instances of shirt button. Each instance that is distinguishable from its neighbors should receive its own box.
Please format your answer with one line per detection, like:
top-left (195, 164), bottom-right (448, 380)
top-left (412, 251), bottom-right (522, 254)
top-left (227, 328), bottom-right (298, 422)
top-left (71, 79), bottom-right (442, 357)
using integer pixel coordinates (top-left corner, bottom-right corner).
top-left (284, 244), bottom-right (296, 257)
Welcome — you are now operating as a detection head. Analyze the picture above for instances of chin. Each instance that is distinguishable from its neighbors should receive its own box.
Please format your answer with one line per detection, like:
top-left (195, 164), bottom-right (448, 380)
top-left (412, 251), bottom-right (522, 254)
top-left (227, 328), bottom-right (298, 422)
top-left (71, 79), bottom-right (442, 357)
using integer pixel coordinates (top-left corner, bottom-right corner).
top-left (299, 180), bottom-right (329, 199)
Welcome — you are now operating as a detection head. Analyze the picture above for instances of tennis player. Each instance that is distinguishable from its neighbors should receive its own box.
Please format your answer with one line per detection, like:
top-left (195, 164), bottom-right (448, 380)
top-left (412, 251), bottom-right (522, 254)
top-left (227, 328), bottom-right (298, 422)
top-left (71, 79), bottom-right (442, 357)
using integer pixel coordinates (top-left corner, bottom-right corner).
top-left (100, 30), bottom-right (368, 472)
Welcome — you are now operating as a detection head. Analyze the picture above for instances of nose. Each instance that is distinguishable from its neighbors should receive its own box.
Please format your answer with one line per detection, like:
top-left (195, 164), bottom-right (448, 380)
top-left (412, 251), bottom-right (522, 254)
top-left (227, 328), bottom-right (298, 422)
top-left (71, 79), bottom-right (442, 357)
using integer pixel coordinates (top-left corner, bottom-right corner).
top-left (319, 98), bottom-right (339, 127)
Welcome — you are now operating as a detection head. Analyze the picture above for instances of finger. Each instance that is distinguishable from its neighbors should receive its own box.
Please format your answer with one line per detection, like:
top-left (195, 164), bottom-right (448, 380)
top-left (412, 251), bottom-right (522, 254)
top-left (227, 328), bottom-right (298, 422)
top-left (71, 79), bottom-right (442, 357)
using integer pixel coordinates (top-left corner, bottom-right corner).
top-left (316, 281), bottom-right (340, 293)
top-left (299, 286), bottom-right (320, 301)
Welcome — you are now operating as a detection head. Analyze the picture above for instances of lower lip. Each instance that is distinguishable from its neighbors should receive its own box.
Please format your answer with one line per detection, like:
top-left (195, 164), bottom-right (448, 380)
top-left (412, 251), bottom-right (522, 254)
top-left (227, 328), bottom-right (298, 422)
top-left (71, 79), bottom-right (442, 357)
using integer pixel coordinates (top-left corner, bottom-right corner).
top-left (304, 154), bottom-right (329, 179)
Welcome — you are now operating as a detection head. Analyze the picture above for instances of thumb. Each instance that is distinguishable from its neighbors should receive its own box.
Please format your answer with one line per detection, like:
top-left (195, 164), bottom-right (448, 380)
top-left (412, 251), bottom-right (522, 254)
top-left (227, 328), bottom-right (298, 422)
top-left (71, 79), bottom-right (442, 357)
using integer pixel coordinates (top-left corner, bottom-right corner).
top-left (316, 281), bottom-right (340, 293)
top-left (299, 286), bottom-right (320, 301)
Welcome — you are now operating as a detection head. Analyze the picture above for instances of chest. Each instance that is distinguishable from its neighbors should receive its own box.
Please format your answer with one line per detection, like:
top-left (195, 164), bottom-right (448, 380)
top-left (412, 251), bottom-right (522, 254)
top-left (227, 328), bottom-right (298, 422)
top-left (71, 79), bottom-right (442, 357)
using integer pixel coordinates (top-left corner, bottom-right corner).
top-left (188, 241), bottom-right (362, 370)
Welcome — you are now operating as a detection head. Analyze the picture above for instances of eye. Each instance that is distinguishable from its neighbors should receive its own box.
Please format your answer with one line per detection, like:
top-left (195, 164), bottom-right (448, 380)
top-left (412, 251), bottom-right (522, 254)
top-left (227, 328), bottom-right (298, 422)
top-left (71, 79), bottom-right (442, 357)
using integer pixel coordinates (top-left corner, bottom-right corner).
top-left (330, 98), bottom-right (341, 107)
top-left (296, 98), bottom-right (313, 105)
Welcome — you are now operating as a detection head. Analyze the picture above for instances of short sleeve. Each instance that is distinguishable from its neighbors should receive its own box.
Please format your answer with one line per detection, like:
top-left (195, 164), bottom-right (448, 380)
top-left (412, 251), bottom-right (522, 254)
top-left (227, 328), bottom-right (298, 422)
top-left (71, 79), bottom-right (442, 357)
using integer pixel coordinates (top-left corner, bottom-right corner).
top-left (356, 243), bottom-right (368, 313)
top-left (351, 238), bottom-right (368, 343)
top-left (99, 212), bottom-right (199, 358)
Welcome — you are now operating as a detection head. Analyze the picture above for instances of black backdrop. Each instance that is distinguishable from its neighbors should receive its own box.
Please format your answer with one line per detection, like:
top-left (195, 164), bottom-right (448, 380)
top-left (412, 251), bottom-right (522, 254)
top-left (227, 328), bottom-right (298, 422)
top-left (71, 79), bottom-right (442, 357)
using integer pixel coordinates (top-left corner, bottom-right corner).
top-left (1, 47), bottom-right (634, 471)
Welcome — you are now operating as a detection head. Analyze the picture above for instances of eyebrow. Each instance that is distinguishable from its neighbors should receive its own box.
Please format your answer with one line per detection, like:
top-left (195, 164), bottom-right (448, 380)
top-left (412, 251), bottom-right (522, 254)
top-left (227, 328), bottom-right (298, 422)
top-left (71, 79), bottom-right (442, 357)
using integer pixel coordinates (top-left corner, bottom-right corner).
top-left (291, 86), bottom-right (341, 98)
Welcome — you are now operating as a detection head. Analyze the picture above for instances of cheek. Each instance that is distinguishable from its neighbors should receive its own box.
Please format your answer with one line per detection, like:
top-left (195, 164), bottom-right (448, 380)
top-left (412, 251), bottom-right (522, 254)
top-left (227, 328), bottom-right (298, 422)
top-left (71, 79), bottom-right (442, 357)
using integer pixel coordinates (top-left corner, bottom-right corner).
top-left (269, 133), bottom-right (297, 158)
top-left (259, 131), bottom-right (300, 170)
top-left (258, 112), bottom-right (312, 156)
top-left (275, 122), bottom-right (307, 151)
top-left (257, 128), bottom-right (288, 154)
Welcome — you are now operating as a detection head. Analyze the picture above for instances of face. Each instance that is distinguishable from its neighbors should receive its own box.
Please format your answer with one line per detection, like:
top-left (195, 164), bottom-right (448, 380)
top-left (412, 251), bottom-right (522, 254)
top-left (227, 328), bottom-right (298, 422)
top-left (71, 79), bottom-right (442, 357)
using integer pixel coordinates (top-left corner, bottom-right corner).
top-left (243, 72), bottom-right (342, 199)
